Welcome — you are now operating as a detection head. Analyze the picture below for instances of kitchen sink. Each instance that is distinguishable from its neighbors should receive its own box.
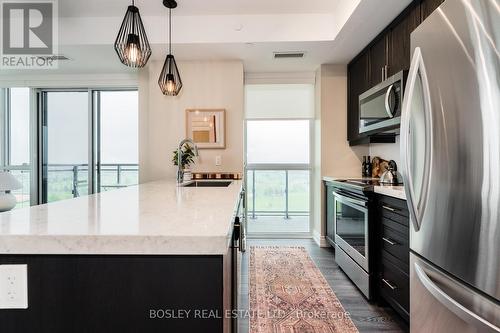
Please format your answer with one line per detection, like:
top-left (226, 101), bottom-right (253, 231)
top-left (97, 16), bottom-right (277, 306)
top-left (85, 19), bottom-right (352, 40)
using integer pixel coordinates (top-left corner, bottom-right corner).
top-left (182, 180), bottom-right (232, 187)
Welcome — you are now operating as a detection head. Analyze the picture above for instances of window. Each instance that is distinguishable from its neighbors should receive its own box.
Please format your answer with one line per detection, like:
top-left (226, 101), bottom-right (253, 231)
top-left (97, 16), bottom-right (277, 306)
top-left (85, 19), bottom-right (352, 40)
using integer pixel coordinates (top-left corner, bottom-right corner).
top-left (97, 90), bottom-right (139, 192)
top-left (246, 120), bottom-right (311, 225)
top-left (10, 88), bottom-right (30, 166)
top-left (246, 120), bottom-right (310, 164)
top-left (245, 84), bottom-right (314, 234)
top-left (0, 88), bottom-right (139, 208)
top-left (0, 88), bottom-right (31, 208)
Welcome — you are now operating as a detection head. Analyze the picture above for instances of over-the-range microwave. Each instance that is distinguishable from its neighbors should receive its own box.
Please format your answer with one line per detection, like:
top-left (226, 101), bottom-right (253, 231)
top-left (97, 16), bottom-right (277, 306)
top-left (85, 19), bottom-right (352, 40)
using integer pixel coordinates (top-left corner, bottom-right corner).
top-left (359, 70), bottom-right (408, 134)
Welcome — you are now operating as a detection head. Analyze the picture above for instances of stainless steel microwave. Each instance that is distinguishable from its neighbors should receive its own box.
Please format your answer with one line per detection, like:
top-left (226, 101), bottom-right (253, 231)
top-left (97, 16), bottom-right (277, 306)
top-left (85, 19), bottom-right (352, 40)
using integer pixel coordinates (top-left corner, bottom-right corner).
top-left (359, 70), bottom-right (407, 134)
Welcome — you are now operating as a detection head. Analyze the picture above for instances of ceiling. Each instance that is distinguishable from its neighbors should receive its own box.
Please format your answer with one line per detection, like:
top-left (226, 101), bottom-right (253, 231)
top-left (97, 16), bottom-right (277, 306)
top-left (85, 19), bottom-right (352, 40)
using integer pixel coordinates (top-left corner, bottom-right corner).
top-left (2, 0), bottom-right (413, 76)
top-left (59, 0), bottom-right (342, 17)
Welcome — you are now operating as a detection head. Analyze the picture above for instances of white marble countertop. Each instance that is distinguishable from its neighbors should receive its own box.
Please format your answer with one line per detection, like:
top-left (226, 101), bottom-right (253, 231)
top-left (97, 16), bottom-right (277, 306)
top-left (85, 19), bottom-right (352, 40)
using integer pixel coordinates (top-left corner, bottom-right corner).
top-left (0, 179), bottom-right (242, 255)
top-left (322, 176), bottom-right (406, 200)
top-left (373, 185), bottom-right (406, 200)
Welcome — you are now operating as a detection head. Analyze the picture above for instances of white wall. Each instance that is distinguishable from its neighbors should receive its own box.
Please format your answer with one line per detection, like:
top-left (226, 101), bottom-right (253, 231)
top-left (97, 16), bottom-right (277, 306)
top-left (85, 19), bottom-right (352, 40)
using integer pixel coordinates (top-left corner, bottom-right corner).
top-left (139, 60), bottom-right (244, 182)
top-left (369, 136), bottom-right (401, 167)
top-left (313, 64), bottom-right (367, 246)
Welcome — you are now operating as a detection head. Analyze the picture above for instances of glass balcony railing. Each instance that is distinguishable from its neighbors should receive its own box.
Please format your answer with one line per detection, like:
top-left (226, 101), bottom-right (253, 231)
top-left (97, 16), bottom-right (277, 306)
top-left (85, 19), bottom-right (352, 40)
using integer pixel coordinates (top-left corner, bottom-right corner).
top-left (246, 169), bottom-right (310, 219)
top-left (10, 167), bottom-right (31, 208)
top-left (1, 164), bottom-right (139, 208)
top-left (46, 163), bottom-right (139, 203)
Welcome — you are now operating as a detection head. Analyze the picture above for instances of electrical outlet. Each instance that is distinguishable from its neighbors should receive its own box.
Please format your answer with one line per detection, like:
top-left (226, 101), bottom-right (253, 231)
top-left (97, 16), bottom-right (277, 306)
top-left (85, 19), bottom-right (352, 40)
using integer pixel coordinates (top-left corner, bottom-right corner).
top-left (215, 156), bottom-right (222, 166)
top-left (0, 264), bottom-right (28, 309)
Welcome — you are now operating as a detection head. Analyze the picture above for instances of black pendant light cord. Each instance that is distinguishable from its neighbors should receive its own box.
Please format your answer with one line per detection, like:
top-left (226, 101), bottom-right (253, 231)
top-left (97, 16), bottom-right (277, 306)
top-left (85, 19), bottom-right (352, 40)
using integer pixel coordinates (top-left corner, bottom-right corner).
top-left (132, 0), bottom-right (135, 34)
top-left (169, 8), bottom-right (172, 55)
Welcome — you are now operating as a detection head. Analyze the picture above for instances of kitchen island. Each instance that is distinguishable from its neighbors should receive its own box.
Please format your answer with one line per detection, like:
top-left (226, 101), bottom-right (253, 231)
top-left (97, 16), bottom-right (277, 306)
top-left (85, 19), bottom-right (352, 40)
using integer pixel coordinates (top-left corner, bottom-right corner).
top-left (0, 179), bottom-right (243, 333)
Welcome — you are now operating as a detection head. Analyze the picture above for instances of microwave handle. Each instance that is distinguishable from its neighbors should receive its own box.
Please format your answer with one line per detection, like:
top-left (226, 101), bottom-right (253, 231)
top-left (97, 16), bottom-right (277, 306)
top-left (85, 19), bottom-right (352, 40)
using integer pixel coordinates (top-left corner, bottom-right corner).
top-left (384, 84), bottom-right (395, 118)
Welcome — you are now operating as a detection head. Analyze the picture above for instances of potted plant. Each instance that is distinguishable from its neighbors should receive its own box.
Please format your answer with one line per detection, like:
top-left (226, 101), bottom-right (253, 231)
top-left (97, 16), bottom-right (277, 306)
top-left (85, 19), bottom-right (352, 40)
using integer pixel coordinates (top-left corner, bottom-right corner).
top-left (172, 144), bottom-right (196, 181)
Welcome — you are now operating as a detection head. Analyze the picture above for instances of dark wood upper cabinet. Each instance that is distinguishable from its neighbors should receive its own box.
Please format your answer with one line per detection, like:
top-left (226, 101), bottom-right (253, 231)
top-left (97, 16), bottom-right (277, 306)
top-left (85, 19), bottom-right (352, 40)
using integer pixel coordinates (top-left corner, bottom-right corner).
top-left (369, 35), bottom-right (389, 86)
top-left (347, 0), bottom-right (444, 145)
top-left (388, 3), bottom-right (421, 76)
top-left (421, 0), bottom-right (445, 21)
top-left (347, 50), bottom-right (369, 142)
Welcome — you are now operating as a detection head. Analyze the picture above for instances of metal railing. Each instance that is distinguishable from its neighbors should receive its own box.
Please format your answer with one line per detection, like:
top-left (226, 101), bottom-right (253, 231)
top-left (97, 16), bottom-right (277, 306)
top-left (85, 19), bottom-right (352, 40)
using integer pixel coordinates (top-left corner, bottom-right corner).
top-left (1, 163), bottom-right (139, 206)
top-left (246, 169), bottom-right (310, 219)
top-left (45, 163), bottom-right (139, 197)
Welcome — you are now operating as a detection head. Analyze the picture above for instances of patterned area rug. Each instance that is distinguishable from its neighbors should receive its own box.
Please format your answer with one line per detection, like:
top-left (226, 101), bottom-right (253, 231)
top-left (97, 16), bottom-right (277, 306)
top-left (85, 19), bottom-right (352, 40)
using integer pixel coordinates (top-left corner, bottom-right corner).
top-left (249, 246), bottom-right (359, 333)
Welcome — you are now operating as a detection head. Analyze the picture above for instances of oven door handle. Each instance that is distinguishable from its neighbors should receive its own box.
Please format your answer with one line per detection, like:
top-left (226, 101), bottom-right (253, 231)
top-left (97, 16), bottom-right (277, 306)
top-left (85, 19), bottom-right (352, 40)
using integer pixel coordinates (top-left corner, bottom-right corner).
top-left (333, 191), bottom-right (367, 208)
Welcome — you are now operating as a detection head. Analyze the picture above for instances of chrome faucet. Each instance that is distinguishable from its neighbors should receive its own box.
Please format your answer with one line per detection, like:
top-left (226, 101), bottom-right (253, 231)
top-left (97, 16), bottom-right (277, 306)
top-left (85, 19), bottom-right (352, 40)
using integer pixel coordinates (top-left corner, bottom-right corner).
top-left (177, 138), bottom-right (199, 183)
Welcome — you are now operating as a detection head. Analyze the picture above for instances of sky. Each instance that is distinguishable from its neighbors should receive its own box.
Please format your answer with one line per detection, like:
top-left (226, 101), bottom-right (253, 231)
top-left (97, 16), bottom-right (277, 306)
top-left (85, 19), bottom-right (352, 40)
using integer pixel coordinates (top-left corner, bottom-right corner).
top-left (9, 88), bottom-right (138, 166)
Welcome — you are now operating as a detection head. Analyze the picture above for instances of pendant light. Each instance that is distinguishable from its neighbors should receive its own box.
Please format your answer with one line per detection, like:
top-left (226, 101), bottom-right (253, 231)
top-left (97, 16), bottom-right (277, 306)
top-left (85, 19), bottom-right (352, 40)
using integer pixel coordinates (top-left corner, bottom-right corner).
top-left (114, 0), bottom-right (151, 68)
top-left (158, 0), bottom-right (183, 96)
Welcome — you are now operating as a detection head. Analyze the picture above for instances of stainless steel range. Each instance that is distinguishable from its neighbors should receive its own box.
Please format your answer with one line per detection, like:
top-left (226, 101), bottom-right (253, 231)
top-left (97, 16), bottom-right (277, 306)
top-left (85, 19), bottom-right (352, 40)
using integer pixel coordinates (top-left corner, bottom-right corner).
top-left (330, 179), bottom-right (377, 299)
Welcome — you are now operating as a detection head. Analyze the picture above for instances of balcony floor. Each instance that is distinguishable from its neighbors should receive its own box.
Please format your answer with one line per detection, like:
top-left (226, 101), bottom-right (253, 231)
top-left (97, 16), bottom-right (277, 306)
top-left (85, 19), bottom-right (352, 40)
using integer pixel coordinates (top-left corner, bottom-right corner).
top-left (247, 215), bottom-right (309, 234)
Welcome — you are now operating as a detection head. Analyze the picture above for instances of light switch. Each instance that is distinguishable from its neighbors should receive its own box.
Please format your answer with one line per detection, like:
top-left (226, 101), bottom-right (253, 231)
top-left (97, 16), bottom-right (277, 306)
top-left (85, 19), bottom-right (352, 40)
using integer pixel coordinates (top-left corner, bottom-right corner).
top-left (0, 264), bottom-right (28, 309)
top-left (215, 156), bottom-right (222, 166)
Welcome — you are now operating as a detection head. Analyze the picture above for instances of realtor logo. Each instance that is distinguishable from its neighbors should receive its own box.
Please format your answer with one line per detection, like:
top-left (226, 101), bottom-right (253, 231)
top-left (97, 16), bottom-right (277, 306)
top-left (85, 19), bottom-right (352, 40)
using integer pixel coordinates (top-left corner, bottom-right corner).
top-left (1, 0), bottom-right (58, 69)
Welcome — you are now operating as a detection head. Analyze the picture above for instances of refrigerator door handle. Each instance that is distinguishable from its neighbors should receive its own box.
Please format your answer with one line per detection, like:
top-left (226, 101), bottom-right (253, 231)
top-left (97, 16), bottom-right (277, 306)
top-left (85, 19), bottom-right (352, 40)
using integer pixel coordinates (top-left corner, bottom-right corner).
top-left (400, 47), bottom-right (433, 232)
top-left (414, 263), bottom-right (500, 333)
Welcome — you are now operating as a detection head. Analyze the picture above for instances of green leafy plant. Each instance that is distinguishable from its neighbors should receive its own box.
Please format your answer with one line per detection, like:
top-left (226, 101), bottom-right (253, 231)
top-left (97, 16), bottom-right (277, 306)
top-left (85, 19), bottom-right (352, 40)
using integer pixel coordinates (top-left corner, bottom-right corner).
top-left (172, 144), bottom-right (195, 169)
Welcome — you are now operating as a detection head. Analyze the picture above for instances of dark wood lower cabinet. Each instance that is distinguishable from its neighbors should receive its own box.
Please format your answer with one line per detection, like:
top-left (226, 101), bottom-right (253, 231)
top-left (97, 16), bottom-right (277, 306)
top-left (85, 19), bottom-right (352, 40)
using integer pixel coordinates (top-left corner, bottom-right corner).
top-left (380, 255), bottom-right (410, 321)
top-left (0, 253), bottom-right (234, 333)
top-left (375, 194), bottom-right (410, 322)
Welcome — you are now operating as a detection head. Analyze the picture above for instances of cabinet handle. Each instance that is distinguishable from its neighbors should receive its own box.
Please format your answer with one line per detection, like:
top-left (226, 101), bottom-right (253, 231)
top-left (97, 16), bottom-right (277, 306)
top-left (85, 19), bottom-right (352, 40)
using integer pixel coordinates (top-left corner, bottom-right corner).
top-left (385, 65), bottom-right (389, 80)
top-left (382, 205), bottom-right (398, 212)
top-left (382, 67), bottom-right (385, 82)
top-left (382, 278), bottom-right (398, 290)
top-left (382, 237), bottom-right (397, 246)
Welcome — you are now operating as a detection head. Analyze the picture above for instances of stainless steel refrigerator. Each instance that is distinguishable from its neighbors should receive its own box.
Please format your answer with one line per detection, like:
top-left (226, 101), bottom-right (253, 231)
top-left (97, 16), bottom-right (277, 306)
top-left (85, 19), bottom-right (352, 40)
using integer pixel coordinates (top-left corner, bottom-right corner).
top-left (400, 0), bottom-right (500, 332)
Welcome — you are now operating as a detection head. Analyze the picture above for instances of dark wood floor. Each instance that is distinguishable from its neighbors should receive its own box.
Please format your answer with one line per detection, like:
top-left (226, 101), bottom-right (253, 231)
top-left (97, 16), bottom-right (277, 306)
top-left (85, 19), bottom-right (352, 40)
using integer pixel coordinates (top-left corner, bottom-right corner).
top-left (238, 239), bottom-right (409, 333)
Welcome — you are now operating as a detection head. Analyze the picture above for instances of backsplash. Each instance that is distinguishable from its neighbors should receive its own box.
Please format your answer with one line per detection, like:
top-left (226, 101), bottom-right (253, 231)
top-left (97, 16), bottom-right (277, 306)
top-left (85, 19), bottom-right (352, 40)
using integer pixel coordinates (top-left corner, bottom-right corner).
top-left (368, 136), bottom-right (401, 168)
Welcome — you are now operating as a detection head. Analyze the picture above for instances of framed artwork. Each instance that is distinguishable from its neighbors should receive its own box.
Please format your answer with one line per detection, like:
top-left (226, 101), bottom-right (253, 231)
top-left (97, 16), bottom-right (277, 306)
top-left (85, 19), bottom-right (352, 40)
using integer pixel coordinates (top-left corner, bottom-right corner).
top-left (185, 109), bottom-right (226, 149)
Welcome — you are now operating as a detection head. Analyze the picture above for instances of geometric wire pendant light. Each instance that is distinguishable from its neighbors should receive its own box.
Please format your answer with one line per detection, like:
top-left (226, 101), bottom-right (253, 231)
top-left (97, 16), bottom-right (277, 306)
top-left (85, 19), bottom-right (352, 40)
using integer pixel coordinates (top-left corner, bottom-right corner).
top-left (158, 0), bottom-right (183, 96)
top-left (114, 0), bottom-right (152, 68)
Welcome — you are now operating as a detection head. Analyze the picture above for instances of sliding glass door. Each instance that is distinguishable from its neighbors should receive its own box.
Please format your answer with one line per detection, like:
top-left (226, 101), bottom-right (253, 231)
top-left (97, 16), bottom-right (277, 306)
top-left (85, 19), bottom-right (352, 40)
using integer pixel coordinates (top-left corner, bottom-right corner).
top-left (95, 90), bottom-right (138, 192)
top-left (41, 91), bottom-right (89, 203)
top-left (39, 89), bottom-right (138, 204)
